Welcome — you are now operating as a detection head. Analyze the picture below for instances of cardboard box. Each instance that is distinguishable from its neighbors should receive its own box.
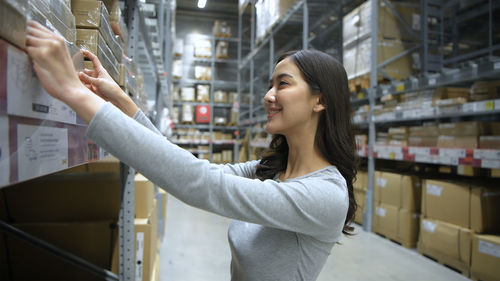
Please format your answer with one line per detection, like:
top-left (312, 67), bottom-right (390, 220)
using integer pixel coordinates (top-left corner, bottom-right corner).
top-left (135, 173), bottom-right (155, 219)
top-left (87, 156), bottom-right (120, 173)
top-left (418, 219), bottom-right (471, 275)
top-left (409, 125), bottom-right (439, 137)
top-left (181, 104), bottom-right (193, 123)
top-left (354, 203), bottom-right (364, 225)
top-left (488, 122), bottom-right (500, 136)
top-left (71, 0), bottom-right (122, 61)
top-left (214, 90), bottom-right (227, 103)
top-left (471, 234), bottom-right (500, 281)
top-left (479, 136), bottom-right (500, 149)
top-left (135, 212), bottom-right (158, 281)
top-left (344, 37), bottom-right (414, 81)
top-left (437, 135), bottom-right (478, 149)
top-left (408, 136), bottom-right (438, 147)
top-left (4, 173), bottom-right (120, 222)
top-left (196, 85), bottom-right (210, 102)
top-left (31, 0), bottom-right (76, 43)
top-left (470, 80), bottom-right (500, 101)
top-left (422, 180), bottom-right (470, 228)
top-left (375, 172), bottom-right (421, 211)
top-left (438, 121), bottom-right (484, 136)
top-left (152, 253), bottom-right (161, 281)
top-left (470, 186), bottom-right (500, 233)
top-left (7, 221), bottom-right (116, 280)
top-left (343, 0), bottom-right (420, 44)
top-left (0, 0), bottom-right (27, 49)
top-left (354, 171), bottom-right (368, 191)
top-left (181, 87), bottom-right (195, 102)
top-left (373, 203), bottom-right (419, 247)
top-left (433, 87), bottom-right (470, 105)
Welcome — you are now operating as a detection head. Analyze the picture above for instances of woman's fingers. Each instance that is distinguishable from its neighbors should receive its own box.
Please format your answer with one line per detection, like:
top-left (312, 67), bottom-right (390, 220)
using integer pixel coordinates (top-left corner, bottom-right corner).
top-left (26, 35), bottom-right (48, 47)
top-left (83, 68), bottom-right (97, 78)
top-left (81, 49), bottom-right (103, 69)
top-left (27, 20), bottom-right (55, 36)
top-left (79, 71), bottom-right (98, 85)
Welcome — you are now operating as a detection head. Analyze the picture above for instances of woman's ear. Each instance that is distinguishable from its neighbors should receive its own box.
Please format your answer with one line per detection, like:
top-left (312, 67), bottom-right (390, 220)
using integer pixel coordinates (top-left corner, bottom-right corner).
top-left (313, 95), bottom-right (326, 112)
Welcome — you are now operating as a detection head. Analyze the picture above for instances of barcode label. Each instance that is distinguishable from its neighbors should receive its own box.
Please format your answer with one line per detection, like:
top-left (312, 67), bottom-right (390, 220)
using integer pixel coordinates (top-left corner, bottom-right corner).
top-left (376, 178), bottom-right (387, 187)
top-left (423, 220), bottom-right (437, 233)
top-left (376, 207), bottom-right (386, 217)
top-left (427, 184), bottom-right (443, 196)
top-left (479, 240), bottom-right (500, 258)
top-left (428, 78), bottom-right (436, 85)
top-left (135, 232), bottom-right (145, 281)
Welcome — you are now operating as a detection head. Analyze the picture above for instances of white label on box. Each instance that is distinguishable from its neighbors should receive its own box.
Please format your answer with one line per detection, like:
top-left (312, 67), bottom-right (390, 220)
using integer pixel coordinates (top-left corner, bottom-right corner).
top-left (376, 207), bottom-right (386, 217)
top-left (409, 147), bottom-right (431, 155)
top-left (439, 155), bottom-right (459, 166)
top-left (479, 240), bottom-right (500, 258)
top-left (495, 62), bottom-right (500, 70)
top-left (415, 154), bottom-right (435, 163)
top-left (495, 99), bottom-right (500, 110)
top-left (481, 159), bottom-right (500, 169)
top-left (439, 148), bottom-right (466, 158)
top-left (474, 149), bottom-right (500, 160)
top-left (0, 116), bottom-right (9, 186)
top-left (7, 45), bottom-right (77, 124)
top-left (428, 78), bottom-right (436, 85)
top-left (423, 220), bottom-right (437, 233)
top-left (376, 177), bottom-right (387, 187)
top-left (483, 191), bottom-right (500, 197)
top-left (17, 124), bottom-right (68, 181)
top-left (135, 232), bottom-right (145, 281)
top-left (427, 184), bottom-right (443, 197)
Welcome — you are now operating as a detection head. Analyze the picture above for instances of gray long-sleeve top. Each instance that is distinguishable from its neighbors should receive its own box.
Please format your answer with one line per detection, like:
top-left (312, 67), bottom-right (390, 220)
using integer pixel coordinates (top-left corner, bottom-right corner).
top-left (86, 103), bottom-right (349, 281)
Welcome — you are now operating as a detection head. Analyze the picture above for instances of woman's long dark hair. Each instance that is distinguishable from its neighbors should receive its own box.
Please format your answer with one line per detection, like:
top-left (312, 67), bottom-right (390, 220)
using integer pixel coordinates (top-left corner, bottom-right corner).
top-left (255, 50), bottom-right (358, 235)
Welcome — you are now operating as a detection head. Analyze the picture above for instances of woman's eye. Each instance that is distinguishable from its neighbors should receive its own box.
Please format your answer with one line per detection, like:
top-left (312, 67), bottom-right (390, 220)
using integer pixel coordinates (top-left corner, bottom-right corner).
top-left (279, 81), bottom-right (288, 86)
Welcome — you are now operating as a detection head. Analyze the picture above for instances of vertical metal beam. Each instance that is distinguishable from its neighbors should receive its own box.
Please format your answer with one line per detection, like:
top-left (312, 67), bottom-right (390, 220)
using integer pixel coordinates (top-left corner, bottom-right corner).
top-left (302, 0), bottom-right (308, 49)
top-left (237, 0), bottom-right (242, 163)
top-left (122, 1), bottom-right (137, 280)
top-left (248, 3), bottom-right (255, 161)
top-left (489, 0), bottom-right (493, 58)
top-left (364, 0), bottom-right (378, 233)
top-left (209, 36), bottom-right (216, 162)
top-left (421, 0), bottom-right (428, 73)
top-left (338, 4), bottom-right (343, 63)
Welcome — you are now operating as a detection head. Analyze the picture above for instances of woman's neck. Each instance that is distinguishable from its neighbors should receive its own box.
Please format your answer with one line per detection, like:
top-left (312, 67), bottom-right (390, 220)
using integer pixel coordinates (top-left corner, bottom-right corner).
top-left (280, 133), bottom-right (330, 181)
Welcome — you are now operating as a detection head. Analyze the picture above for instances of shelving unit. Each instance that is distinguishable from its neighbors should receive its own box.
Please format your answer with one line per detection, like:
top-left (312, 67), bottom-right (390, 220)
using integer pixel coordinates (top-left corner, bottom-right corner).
top-left (170, 29), bottom-right (241, 163)
top-left (0, 0), bottom-right (173, 279)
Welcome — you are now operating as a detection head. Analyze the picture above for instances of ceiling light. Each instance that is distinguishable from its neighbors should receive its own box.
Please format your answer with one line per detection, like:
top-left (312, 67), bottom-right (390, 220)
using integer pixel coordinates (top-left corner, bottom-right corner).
top-left (198, 0), bottom-right (207, 8)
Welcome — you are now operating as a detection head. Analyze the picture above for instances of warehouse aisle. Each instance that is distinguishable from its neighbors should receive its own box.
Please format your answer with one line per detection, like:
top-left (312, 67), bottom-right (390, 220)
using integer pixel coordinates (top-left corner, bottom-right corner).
top-left (159, 196), bottom-right (470, 281)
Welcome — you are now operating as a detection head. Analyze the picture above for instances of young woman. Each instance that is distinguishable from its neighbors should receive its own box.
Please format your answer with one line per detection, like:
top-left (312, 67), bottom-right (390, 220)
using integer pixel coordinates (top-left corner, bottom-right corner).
top-left (25, 20), bottom-right (357, 280)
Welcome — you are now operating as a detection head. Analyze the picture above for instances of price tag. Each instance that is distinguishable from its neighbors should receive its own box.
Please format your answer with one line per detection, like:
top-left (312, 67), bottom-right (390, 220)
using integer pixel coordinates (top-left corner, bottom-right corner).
top-left (485, 101), bottom-right (494, 111)
top-left (482, 160), bottom-right (500, 169)
top-left (396, 83), bottom-right (405, 92)
top-left (428, 78), bottom-right (436, 85)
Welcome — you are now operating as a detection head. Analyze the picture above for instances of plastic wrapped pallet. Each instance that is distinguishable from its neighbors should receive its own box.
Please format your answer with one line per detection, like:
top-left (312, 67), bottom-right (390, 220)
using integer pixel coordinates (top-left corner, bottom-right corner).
top-left (172, 60), bottom-right (183, 79)
top-left (171, 107), bottom-right (179, 124)
top-left (214, 90), bottom-right (227, 103)
top-left (196, 85), bottom-right (210, 102)
top-left (215, 41), bottom-right (229, 59)
top-left (343, 0), bottom-right (420, 45)
top-left (195, 66), bottom-right (212, 81)
top-left (181, 87), bottom-right (195, 102)
top-left (173, 39), bottom-right (184, 57)
top-left (194, 39), bottom-right (211, 58)
top-left (343, 37), bottom-right (415, 81)
top-left (256, 0), bottom-right (296, 43)
top-left (71, 0), bottom-right (122, 62)
top-left (30, 0), bottom-right (77, 43)
top-left (213, 20), bottom-right (231, 38)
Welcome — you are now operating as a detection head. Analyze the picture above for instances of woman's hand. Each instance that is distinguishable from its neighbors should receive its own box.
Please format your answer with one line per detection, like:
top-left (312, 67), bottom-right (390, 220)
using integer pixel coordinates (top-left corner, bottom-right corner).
top-left (25, 20), bottom-right (105, 123)
top-left (79, 49), bottom-right (139, 117)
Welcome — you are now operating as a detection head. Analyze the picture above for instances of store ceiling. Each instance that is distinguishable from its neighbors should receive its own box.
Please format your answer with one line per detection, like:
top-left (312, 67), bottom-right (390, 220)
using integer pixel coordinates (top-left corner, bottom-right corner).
top-left (176, 0), bottom-right (239, 21)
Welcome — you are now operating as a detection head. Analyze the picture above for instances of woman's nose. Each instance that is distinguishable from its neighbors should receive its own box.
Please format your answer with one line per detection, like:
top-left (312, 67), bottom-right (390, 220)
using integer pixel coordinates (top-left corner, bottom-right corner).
top-left (264, 88), bottom-right (276, 103)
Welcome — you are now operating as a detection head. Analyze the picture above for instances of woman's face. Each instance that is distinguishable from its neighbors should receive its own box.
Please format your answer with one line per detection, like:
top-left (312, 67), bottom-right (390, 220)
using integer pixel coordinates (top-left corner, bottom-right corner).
top-left (264, 57), bottom-right (323, 136)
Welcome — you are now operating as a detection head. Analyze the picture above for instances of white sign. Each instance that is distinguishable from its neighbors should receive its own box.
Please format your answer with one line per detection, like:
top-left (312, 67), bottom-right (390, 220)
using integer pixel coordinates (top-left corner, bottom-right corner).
top-left (479, 240), bottom-right (500, 258)
top-left (427, 184), bottom-right (443, 197)
top-left (423, 220), bottom-right (437, 233)
top-left (7, 44), bottom-right (77, 124)
top-left (135, 232), bottom-right (145, 281)
top-left (17, 124), bottom-right (68, 181)
top-left (0, 116), bottom-right (9, 186)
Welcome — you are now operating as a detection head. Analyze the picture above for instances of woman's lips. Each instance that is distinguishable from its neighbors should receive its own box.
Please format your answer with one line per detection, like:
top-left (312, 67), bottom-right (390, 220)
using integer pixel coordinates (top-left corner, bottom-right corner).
top-left (267, 109), bottom-right (281, 119)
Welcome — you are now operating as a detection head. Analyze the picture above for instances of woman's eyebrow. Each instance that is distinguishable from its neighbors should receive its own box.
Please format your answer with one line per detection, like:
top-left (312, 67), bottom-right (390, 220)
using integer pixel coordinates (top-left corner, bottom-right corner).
top-left (269, 73), bottom-right (294, 84)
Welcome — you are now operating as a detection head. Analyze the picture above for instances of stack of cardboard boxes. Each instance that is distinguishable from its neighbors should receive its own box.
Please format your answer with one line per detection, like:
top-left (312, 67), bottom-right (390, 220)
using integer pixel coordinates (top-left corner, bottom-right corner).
top-left (343, 0), bottom-right (420, 91)
top-left (372, 172), bottom-right (421, 248)
top-left (419, 179), bottom-right (500, 279)
top-left (353, 171), bottom-right (368, 225)
top-left (0, 157), bottom-right (167, 280)
top-left (255, 0), bottom-right (296, 44)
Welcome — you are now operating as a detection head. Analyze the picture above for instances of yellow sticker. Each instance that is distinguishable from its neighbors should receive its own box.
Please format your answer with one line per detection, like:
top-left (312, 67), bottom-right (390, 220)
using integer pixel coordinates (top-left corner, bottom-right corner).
top-left (485, 101), bottom-right (494, 111)
top-left (357, 92), bottom-right (365, 99)
top-left (396, 84), bottom-right (405, 92)
top-left (389, 152), bottom-right (395, 159)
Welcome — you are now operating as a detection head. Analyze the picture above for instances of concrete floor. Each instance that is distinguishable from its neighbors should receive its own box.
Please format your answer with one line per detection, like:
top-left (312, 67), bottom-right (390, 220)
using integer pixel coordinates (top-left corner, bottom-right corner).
top-left (159, 196), bottom-right (471, 281)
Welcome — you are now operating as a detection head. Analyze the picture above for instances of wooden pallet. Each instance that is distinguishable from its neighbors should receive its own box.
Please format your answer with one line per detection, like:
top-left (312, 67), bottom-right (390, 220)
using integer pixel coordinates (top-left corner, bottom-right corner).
top-left (180, 121), bottom-right (195, 125)
top-left (215, 33), bottom-right (232, 38)
top-left (417, 244), bottom-right (470, 278)
top-left (374, 232), bottom-right (415, 249)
